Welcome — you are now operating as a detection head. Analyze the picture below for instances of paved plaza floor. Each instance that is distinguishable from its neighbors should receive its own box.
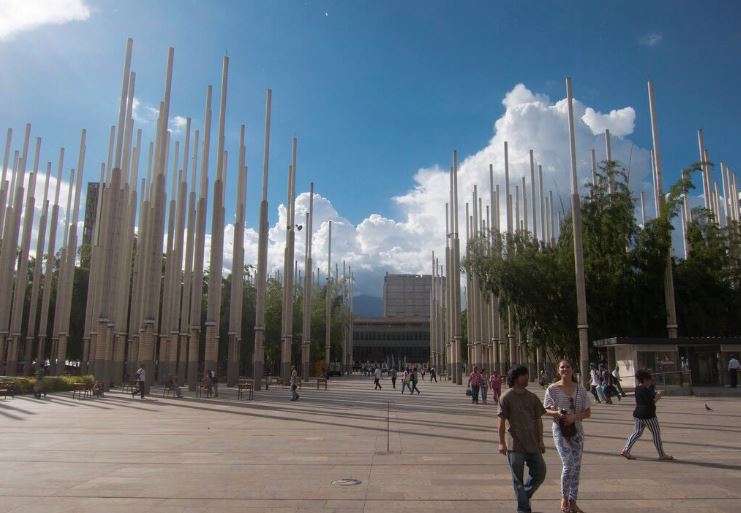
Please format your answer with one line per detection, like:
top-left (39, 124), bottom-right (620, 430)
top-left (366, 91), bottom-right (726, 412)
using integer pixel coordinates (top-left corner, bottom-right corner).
top-left (1, 375), bottom-right (740, 513)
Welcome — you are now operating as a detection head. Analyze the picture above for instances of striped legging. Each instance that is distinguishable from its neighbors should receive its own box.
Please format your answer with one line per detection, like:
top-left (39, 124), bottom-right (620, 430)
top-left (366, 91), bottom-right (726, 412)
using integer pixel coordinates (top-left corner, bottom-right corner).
top-left (623, 417), bottom-right (666, 456)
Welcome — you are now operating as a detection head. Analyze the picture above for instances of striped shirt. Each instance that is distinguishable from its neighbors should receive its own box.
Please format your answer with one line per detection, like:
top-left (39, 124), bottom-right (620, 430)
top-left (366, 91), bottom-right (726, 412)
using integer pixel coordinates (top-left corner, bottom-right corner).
top-left (543, 384), bottom-right (591, 434)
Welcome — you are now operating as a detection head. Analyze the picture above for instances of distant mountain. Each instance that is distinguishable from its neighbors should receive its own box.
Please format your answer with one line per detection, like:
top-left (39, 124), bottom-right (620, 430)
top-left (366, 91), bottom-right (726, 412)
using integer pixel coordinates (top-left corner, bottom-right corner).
top-left (353, 294), bottom-right (383, 317)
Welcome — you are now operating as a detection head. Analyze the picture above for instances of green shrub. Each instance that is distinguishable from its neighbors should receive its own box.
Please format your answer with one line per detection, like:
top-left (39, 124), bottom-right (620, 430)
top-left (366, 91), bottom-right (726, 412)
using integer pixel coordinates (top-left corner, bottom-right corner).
top-left (3, 375), bottom-right (96, 395)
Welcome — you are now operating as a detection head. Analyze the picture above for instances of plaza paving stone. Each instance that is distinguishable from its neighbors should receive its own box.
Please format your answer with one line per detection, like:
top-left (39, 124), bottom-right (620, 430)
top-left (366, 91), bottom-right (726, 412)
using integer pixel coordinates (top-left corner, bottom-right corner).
top-left (1, 376), bottom-right (740, 512)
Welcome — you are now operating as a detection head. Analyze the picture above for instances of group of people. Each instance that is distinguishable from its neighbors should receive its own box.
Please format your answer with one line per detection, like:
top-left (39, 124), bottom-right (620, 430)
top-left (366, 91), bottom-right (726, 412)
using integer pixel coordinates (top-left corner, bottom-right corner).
top-left (129, 364), bottom-right (215, 400)
top-left (466, 366), bottom-right (502, 404)
top-left (497, 360), bottom-right (672, 513)
top-left (588, 361), bottom-right (625, 404)
top-left (377, 366), bottom-right (422, 394)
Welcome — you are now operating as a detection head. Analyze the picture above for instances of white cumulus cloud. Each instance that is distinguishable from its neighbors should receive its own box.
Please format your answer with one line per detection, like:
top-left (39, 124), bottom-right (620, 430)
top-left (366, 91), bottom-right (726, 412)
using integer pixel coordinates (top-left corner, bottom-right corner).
top-left (169, 115), bottom-right (188, 133)
top-left (18, 84), bottom-right (683, 300)
top-left (0, 0), bottom-right (90, 41)
top-left (640, 32), bottom-right (663, 47)
top-left (581, 107), bottom-right (635, 137)
top-left (201, 83), bottom-right (659, 297)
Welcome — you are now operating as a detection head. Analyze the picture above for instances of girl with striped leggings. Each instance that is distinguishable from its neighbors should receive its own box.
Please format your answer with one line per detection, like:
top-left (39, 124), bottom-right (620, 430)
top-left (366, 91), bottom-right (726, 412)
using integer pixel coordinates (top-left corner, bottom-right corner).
top-left (621, 369), bottom-right (674, 461)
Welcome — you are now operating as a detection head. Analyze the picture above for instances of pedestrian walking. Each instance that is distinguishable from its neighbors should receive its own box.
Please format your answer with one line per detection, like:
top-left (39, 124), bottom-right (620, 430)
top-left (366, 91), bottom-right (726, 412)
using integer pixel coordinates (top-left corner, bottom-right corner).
top-left (290, 366), bottom-right (300, 401)
top-left (481, 368), bottom-right (489, 404)
top-left (728, 355), bottom-right (740, 388)
top-left (612, 365), bottom-right (627, 397)
top-left (430, 367), bottom-right (437, 382)
top-left (543, 359), bottom-right (592, 513)
top-left (33, 363), bottom-right (46, 399)
top-left (538, 369), bottom-right (548, 388)
top-left (374, 366), bottom-right (383, 390)
top-left (589, 363), bottom-right (604, 403)
top-left (400, 368), bottom-right (412, 394)
top-left (498, 365), bottom-right (547, 513)
top-left (598, 363), bottom-right (615, 403)
top-left (390, 367), bottom-right (397, 389)
top-left (621, 369), bottom-right (674, 461)
top-left (207, 369), bottom-right (219, 397)
top-left (490, 370), bottom-right (502, 403)
top-left (410, 367), bottom-right (421, 394)
top-left (133, 364), bottom-right (145, 399)
top-left (468, 366), bottom-right (483, 404)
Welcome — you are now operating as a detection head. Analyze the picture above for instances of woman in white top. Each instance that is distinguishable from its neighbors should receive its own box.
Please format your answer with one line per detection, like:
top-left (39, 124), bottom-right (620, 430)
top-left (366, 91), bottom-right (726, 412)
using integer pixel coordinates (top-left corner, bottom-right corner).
top-left (543, 359), bottom-right (592, 513)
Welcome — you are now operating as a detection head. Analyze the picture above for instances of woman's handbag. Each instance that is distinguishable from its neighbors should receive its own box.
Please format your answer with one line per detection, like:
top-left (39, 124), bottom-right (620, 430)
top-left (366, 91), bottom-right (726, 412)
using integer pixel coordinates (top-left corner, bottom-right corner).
top-left (558, 389), bottom-right (579, 439)
top-left (465, 387), bottom-right (472, 397)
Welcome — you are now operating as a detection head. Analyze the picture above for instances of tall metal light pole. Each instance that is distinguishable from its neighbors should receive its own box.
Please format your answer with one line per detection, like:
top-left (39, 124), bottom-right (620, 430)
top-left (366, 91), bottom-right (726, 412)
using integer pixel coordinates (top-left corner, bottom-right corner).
top-left (204, 56), bottom-right (229, 379)
top-left (302, 183), bottom-right (314, 379)
top-left (565, 77), bottom-right (590, 384)
top-left (647, 80), bottom-right (679, 339)
top-left (451, 151), bottom-right (462, 385)
top-left (281, 138), bottom-right (298, 381)
top-left (227, 125), bottom-right (247, 387)
top-left (253, 89), bottom-right (272, 390)
top-left (324, 221), bottom-right (333, 375)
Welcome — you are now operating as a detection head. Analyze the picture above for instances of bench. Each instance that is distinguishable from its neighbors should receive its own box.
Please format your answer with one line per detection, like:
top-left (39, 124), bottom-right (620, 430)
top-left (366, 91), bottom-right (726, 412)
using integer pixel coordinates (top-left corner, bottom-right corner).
top-left (0, 382), bottom-right (15, 400)
top-left (196, 381), bottom-right (212, 398)
top-left (163, 382), bottom-right (176, 398)
top-left (71, 382), bottom-right (89, 399)
top-left (237, 382), bottom-right (254, 400)
top-left (121, 381), bottom-right (138, 394)
top-left (316, 378), bottom-right (328, 390)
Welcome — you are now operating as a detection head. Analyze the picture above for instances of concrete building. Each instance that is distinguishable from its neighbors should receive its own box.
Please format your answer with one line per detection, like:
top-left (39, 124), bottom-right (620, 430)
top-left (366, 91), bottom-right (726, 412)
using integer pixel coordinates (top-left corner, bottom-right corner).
top-left (353, 316), bottom-right (429, 365)
top-left (353, 274), bottom-right (432, 366)
top-left (383, 274), bottom-right (431, 318)
top-left (594, 336), bottom-right (741, 389)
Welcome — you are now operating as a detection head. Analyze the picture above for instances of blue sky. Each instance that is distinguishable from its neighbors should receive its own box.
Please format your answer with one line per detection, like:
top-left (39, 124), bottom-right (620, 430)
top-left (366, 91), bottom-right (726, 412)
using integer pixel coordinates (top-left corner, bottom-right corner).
top-left (1, 0), bottom-right (740, 295)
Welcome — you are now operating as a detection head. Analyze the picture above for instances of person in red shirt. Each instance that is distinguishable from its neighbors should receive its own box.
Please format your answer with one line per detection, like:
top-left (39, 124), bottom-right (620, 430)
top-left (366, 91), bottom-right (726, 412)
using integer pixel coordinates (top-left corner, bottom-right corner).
top-left (468, 366), bottom-right (483, 404)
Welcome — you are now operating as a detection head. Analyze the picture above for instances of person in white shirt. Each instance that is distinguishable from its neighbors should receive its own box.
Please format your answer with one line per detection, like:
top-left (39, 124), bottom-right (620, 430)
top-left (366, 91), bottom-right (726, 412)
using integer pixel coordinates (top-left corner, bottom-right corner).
top-left (400, 369), bottom-right (411, 394)
top-left (728, 355), bottom-right (741, 388)
top-left (612, 366), bottom-right (626, 398)
top-left (207, 369), bottom-right (219, 397)
top-left (133, 364), bottom-right (145, 399)
top-left (374, 367), bottom-right (382, 390)
top-left (589, 364), bottom-right (605, 403)
top-left (290, 366), bottom-right (300, 401)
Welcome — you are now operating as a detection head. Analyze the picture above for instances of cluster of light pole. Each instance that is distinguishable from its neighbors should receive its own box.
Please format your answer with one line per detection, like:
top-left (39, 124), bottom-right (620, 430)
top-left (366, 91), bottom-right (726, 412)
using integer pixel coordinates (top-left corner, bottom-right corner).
top-left (432, 133), bottom-right (563, 381)
top-left (0, 38), bottom-right (357, 389)
top-left (0, 122), bottom-right (85, 378)
top-left (430, 78), bottom-right (739, 384)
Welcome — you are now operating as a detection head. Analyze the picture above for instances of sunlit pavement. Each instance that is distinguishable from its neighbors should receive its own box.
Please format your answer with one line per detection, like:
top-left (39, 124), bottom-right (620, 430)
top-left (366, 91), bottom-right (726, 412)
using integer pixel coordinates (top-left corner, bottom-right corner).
top-left (1, 375), bottom-right (739, 512)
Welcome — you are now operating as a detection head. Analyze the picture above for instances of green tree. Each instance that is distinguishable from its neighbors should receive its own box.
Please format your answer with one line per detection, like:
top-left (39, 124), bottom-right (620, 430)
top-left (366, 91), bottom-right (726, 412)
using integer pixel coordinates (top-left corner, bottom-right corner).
top-left (464, 160), bottom-right (741, 363)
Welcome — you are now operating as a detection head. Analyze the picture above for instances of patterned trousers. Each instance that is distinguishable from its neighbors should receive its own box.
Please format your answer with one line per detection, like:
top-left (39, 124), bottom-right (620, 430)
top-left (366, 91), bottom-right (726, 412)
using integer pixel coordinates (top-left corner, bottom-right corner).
top-left (553, 430), bottom-right (584, 501)
top-left (623, 417), bottom-right (665, 456)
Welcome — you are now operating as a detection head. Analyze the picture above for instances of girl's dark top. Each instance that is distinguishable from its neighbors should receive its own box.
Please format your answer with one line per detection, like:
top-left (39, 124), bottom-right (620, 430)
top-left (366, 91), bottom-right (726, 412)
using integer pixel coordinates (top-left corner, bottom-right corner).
top-left (633, 384), bottom-right (657, 419)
